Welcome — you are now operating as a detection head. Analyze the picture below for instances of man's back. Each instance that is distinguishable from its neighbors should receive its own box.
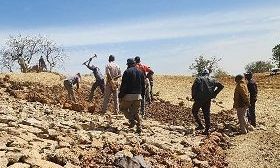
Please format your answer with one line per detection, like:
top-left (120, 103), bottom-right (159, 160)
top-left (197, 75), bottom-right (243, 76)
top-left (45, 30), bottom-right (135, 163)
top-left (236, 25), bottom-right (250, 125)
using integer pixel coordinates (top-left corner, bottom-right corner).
top-left (90, 66), bottom-right (103, 81)
top-left (135, 63), bottom-right (153, 75)
top-left (106, 62), bottom-right (121, 79)
top-left (119, 67), bottom-right (145, 97)
top-left (68, 75), bottom-right (80, 85)
top-left (192, 76), bottom-right (223, 102)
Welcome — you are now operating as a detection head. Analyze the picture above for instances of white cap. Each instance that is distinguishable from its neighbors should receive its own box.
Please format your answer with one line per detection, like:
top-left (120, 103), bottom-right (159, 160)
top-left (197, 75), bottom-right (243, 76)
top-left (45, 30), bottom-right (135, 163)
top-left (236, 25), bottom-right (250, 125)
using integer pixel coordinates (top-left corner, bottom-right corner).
top-left (202, 69), bottom-right (209, 74)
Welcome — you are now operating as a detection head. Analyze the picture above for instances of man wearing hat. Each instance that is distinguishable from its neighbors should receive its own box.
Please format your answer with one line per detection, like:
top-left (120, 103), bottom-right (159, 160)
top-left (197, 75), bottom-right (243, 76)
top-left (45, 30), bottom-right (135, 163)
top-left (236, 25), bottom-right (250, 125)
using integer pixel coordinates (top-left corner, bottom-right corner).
top-left (191, 69), bottom-right (224, 135)
top-left (245, 72), bottom-right (258, 127)
top-left (119, 58), bottom-right (145, 134)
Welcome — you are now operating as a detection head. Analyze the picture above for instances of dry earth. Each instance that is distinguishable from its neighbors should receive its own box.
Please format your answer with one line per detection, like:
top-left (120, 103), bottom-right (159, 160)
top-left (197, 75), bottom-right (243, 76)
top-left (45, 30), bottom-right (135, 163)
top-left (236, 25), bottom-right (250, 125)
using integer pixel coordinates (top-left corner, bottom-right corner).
top-left (154, 74), bottom-right (280, 168)
top-left (0, 72), bottom-right (279, 167)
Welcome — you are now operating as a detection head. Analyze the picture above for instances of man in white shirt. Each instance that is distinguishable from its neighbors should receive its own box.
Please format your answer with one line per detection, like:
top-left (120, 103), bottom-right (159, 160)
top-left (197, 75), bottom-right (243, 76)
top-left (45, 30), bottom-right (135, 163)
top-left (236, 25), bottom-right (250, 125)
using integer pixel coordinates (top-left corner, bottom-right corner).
top-left (102, 55), bottom-right (122, 114)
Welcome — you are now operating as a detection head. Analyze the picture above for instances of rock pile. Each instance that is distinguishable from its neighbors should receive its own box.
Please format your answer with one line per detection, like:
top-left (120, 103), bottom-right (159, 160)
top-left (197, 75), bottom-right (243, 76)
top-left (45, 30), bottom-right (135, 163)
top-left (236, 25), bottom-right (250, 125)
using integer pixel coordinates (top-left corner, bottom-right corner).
top-left (0, 74), bottom-right (236, 167)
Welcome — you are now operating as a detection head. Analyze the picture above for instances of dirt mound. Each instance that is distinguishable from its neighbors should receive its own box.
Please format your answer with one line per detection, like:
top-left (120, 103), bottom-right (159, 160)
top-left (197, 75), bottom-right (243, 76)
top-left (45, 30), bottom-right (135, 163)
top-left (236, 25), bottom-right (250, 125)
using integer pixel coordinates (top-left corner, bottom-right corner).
top-left (1, 79), bottom-right (110, 113)
top-left (192, 132), bottom-right (230, 167)
top-left (146, 99), bottom-right (237, 135)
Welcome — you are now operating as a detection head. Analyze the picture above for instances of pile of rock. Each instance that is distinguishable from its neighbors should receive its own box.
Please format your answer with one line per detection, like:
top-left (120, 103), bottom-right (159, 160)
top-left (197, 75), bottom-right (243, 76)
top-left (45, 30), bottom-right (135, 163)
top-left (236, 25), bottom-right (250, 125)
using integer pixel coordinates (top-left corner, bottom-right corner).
top-left (0, 74), bottom-right (235, 167)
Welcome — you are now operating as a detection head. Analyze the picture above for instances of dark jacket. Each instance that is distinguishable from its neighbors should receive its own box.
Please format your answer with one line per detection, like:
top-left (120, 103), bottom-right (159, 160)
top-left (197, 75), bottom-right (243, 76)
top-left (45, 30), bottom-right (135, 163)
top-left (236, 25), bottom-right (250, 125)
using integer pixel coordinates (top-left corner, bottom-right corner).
top-left (233, 80), bottom-right (250, 108)
top-left (247, 79), bottom-right (258, 101)
top-left (191, 76), bottom-right (224, 102)
top-left (119, 66), bottom-right (145, 99)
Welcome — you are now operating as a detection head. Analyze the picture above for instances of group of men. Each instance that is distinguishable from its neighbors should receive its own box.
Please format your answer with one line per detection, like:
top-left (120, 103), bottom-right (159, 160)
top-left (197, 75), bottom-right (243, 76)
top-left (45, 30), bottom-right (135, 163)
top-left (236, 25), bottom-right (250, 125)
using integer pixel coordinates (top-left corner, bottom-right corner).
top-left (64, 55), bottom-right (154, 133)
top-left (64, 55), bottom-right (258, 135)
top-left (191, 70), bottom-right (257, 135)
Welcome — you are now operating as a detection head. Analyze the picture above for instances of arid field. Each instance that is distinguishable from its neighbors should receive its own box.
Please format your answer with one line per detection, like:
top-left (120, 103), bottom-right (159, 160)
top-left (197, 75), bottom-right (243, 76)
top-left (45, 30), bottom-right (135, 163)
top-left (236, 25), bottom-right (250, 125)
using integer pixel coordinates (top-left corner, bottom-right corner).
top-left (0, 72), bottom-right (279, 168)
top-left (154, 74), bottom-right (280, 168)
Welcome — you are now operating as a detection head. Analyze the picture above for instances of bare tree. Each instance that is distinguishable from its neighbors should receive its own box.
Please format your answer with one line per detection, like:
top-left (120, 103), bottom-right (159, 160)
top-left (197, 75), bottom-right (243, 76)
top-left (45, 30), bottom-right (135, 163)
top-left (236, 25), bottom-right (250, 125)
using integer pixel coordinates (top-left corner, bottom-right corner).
top-left (0, 34), bottom-right (66, 72)
top-left (0, 50), bottom-right (14, 72)
top-left (41, 39), bottom-right (66, 71)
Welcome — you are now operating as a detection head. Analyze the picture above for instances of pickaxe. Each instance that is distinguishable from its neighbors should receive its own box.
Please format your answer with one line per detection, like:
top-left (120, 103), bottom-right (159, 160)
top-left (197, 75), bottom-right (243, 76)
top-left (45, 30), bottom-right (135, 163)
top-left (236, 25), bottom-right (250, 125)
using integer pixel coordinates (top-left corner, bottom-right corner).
top-left (82, 54), bottom-right (97, 65)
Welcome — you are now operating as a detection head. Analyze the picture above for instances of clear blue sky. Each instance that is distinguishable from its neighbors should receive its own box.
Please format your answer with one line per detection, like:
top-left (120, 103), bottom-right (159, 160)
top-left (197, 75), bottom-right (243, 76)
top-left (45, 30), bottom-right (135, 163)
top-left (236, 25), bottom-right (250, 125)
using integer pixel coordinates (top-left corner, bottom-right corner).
top-left (0, 0), bottom-right (280, 75)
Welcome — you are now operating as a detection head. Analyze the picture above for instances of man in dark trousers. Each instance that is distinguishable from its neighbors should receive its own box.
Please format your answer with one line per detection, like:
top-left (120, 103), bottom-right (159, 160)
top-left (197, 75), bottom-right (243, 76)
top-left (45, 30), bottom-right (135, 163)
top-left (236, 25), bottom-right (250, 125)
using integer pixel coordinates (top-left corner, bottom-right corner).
top-left (119, 58), bottom-right (145, 134)
top-left (83, 56), bottom-right (105, 102)
top-left (64, 73), bottom-right (81, 102)
top-left (134, 56), bottom-right (154, 116)
top-left (245, 72), bottom-right (258, 127)
top-left (39, 56), bottom-right (47, 71)
top-left (191, 69), bottom-right (224, 135)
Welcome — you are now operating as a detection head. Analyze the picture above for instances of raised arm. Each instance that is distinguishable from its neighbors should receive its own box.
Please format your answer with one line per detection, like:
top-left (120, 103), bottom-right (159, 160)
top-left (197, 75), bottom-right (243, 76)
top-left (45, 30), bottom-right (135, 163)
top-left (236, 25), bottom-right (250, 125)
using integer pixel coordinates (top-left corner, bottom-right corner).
top-left (83, 58), bottom-right (96, 71)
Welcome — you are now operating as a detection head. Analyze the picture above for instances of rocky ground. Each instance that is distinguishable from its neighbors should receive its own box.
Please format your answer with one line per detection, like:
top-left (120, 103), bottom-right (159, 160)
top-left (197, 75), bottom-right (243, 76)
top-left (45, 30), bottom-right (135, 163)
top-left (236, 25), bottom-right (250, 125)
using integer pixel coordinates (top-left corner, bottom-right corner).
top-left (0, 72), bottom-right (278, 167)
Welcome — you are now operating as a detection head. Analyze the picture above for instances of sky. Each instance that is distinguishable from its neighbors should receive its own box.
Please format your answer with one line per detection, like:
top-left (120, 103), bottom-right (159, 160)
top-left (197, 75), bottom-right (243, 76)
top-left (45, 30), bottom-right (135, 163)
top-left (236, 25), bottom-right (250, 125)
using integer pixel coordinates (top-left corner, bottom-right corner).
top-left (0, 0), bottom-right (280, 75)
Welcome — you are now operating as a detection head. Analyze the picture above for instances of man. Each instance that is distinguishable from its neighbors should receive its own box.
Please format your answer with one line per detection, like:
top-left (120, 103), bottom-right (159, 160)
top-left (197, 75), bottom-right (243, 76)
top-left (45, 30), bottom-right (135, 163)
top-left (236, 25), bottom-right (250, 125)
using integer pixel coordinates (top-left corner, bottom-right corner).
top-left (83, 56), bottom-right (105, 102)
top-left (233, 74), bottom-right (254, 134)
top-left (146, 71), bottom-right (154, 102)
top-left (39, 56), bottom-right (47, 71)
top-left (245, 72), bottom-right (258, 127)
top-left (64, 73), bottom-right (81, 102)
top-left (102, 55), bottom-right (122, 114)
top-left (119, 58), bottom-right (145, 134)
top-left (191, 69), bottom-right (224, 135)
top-left (134, 56), bottom-right (154, 115)
top-left (18, 57), bottom-right (28, 73)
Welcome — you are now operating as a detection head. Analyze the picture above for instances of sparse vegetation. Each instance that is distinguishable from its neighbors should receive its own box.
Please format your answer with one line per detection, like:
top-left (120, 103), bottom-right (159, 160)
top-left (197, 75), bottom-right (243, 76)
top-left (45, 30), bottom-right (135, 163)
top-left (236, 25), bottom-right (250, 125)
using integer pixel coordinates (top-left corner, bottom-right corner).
top-left (214, 68), bottom-right (230, 78)
top-left (245, 60), bottom-right (273, 73)
top-left (272, 44), bottom-right (280, 68)
top-left (189, 55), bottom-right (221, 75)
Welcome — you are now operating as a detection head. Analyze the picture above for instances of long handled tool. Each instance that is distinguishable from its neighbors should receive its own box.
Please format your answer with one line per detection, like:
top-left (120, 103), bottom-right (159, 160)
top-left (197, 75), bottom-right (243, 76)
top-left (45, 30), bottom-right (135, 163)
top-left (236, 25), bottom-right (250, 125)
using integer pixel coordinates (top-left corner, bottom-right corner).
top-left (82, 54), bottom-right (97, 65)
